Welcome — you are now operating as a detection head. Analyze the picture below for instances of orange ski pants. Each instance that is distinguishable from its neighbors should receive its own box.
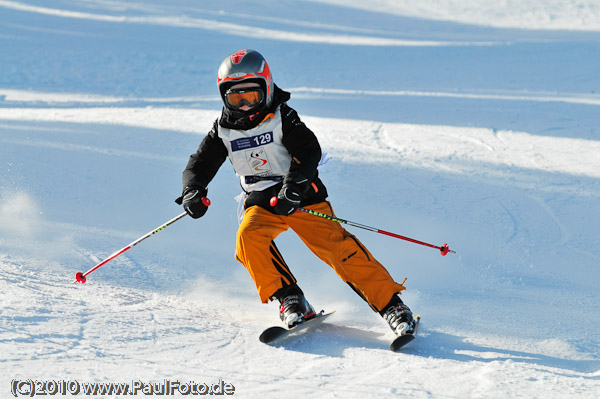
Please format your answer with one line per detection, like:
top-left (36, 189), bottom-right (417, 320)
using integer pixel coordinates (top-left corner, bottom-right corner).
top-left (235, 201), bottom-right (405, 312)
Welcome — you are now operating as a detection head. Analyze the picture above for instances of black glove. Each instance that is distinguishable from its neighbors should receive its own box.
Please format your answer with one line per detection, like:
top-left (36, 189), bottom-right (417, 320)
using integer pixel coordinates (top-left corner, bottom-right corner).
top-left (177, 187), bottom-right (209, 219)
top-left (272, 183), bottom-right (302, 216)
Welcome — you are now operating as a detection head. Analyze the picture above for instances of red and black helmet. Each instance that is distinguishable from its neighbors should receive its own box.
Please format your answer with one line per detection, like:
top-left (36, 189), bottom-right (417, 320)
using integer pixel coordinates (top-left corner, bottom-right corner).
top-left (217, 49), bottom-right (274, 110)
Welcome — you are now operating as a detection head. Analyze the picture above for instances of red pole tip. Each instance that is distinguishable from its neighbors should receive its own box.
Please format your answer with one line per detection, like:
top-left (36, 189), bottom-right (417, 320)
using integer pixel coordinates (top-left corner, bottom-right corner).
top-left (202, 197), bottom-right (211, 207)
top-left (440, 243), bottom-right (450, 256)
top-left (75, 272), bottom-right (87, 284)
top-left (270, 197), bottom-right (278, 207)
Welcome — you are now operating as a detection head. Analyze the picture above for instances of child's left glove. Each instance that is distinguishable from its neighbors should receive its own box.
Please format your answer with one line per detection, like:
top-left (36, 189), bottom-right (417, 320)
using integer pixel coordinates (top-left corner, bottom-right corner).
top-left (272, 183), bottom-right (302, 216)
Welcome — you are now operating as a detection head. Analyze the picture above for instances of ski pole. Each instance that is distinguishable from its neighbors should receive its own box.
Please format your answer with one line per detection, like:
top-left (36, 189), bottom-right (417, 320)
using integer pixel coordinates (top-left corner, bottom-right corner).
top-left (270, 197), bottom-right (455, 256)
top-left (73, 197), bottom-right (210, 284)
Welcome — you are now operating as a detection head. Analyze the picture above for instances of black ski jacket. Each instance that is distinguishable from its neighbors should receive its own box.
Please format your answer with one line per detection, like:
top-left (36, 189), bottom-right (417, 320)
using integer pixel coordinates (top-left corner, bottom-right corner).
top-left (180, 86), bottom-right (328, 212)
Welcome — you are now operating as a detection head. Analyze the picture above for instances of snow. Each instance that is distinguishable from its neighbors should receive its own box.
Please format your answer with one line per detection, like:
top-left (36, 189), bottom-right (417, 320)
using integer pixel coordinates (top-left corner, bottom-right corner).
top-left (309, 0), bottom-right (600, 32)
top-left (1, 0), bottom-right (599, 398)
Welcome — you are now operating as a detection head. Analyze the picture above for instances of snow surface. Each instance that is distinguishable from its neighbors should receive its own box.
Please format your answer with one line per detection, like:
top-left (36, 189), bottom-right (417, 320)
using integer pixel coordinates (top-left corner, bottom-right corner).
top-left (1, 0), bottom-right (599, 398)
top-left (310, 0), bottom-right (600, 32)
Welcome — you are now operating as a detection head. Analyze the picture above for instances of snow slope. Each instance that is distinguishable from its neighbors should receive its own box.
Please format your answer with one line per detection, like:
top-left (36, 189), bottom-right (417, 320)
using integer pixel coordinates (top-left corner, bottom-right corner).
top-left (309, 0), bottom-right (600, 31)
top-left (1, 1), bottom-right (599, 398)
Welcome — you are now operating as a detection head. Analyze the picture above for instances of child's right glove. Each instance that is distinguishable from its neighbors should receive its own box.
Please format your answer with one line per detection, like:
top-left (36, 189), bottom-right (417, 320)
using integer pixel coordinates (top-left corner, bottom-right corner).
top-left (177, 186), bottom-right (209, 219)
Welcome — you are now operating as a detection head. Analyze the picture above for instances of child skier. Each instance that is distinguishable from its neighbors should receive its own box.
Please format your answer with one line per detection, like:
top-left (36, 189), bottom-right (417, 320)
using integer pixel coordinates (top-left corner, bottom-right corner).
top-left (177, 49), bottom-right (414, 336)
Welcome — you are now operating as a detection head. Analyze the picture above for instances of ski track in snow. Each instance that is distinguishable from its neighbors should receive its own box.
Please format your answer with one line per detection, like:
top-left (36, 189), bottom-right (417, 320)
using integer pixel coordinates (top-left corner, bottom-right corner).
top-left (1, 257), bottom-right (597, 398)
top-left (1, 1), bottom-right (600, 398)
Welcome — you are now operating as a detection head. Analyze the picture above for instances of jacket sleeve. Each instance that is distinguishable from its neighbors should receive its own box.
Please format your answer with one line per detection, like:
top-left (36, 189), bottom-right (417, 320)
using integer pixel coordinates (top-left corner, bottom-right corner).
top-left (280, 104), bottom-right (322, 192)
top-left (181, 120), bottom-right (228, 194)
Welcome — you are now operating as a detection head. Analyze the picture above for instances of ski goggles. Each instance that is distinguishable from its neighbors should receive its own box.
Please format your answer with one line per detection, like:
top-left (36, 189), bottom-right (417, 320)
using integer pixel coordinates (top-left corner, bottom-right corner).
top-left (224, 88), bottom-right (264, 109)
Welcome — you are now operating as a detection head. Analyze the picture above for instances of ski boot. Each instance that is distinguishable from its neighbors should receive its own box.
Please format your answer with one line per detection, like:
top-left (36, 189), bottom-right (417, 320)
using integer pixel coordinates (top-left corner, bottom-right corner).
top-left (276, 285), bottom-right (316, 328)
top-left (380, 294), bottom-right (414, 336)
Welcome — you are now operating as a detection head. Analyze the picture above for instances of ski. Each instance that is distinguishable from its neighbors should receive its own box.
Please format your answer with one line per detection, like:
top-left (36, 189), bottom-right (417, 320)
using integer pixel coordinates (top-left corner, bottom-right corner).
top-left (259, 310), bottom-right (335, 344)
top-left (389, 315), bottom-right (420, 352)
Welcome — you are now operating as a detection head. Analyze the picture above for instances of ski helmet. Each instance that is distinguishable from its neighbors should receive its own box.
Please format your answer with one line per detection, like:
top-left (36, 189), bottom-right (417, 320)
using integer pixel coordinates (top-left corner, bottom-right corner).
top-left (217, 49), bottom-right (274, 110)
